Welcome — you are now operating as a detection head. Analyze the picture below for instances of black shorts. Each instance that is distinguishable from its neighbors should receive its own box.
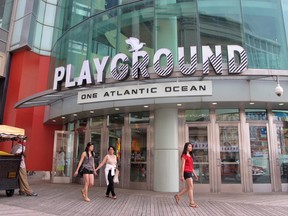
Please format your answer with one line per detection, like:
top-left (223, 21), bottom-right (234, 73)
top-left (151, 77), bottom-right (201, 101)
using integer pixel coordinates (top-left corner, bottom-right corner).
top-left (82, 168), bottom-right (93, 175)
top-left (184, 172), bottom-right (193, 180)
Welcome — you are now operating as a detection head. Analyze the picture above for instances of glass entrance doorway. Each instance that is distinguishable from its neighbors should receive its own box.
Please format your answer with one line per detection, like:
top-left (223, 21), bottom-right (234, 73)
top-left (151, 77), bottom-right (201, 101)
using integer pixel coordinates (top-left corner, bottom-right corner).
top-left (187, 125), bottom-right (210, 192)
top-left (127, 126), bottom-right (150, 190)
top-left (187, 123), bottom-right (243, 192)
top-left (249, 124), bottom-right (272, 192)
top-left (218, 124), bottom-right (242, 192)
top-left (52, 131), bottom-right (74, 183)
top-left (106, 126), bottom-right (150, 190)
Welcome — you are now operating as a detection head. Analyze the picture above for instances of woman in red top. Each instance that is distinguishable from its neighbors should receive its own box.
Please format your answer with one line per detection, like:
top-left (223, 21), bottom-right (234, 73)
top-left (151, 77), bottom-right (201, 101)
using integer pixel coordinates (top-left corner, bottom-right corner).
top-left (174, 142), bottom-right (199, 208)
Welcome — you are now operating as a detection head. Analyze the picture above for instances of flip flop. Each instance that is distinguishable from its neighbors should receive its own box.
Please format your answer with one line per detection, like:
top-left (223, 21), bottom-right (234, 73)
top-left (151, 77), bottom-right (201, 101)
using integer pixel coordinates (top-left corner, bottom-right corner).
top-left (189, 202), bottom-right (199, 208)
top-left (81, 189), bottom-right (85, 199)
top-left (174, 195), bottom-right (180, 204)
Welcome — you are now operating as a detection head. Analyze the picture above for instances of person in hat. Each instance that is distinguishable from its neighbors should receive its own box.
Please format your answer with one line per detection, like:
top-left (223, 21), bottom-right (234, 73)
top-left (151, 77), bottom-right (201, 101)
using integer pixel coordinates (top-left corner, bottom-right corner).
top-left (11, 138), bottom-right (38, 196)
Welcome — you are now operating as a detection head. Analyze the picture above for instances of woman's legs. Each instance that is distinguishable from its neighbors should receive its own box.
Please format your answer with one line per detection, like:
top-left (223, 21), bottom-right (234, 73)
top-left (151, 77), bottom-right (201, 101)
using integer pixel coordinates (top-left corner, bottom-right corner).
top-left (176, 178), bottom-right (195, 205)
top-left (185, 178), bottom-right (194, 204)
top-left (82, 174), bottom-right (90, 201)
top-left (106, 170), bottom-right (116, 197)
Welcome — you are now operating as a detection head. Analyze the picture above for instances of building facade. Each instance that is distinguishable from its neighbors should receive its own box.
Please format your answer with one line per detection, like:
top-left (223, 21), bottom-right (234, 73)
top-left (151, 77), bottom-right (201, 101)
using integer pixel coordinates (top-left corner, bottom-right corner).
top-left (1, 0), bottom-right (288, 193)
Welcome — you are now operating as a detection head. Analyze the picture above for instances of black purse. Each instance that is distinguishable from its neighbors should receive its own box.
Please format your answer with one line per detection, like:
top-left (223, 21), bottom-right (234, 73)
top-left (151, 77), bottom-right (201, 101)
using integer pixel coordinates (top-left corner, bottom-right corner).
top-left (77, 163), bottom-right (84, 177)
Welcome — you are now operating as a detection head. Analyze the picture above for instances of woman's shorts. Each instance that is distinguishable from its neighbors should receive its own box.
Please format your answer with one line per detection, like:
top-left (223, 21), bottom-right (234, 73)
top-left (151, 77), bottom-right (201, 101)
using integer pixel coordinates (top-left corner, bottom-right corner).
top-left (184, 172), bottom-right (193, 180)
top-left (82, 168), bottom-right (93, 175)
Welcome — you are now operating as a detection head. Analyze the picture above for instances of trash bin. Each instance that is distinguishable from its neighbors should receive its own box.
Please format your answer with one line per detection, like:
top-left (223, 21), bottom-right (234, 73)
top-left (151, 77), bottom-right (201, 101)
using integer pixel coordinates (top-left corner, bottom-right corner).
top-left (0, 154), bottom-right (21, 196)
top-left (0, 125), bottom-right (26, 197)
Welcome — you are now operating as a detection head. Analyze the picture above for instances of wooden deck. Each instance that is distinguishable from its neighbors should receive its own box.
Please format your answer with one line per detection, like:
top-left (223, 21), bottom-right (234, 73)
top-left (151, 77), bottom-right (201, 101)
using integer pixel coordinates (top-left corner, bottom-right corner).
top-left (0, 174), bottom-right (288, 216)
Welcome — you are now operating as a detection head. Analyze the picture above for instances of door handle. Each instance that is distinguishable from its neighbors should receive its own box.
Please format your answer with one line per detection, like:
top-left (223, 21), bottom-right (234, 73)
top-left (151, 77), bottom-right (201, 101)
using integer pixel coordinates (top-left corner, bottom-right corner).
top-left (248, 158), bottom-right (252, 166)
top-left (217, 159), bottom-right (221, 166)
top-left (276, 158), bottom-right (280, 166)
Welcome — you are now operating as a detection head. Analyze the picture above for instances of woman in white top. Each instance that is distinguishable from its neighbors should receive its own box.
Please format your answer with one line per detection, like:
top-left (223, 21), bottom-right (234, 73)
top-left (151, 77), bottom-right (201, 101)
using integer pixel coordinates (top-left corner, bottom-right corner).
top-left (95, 146), bottom-right (118, 199)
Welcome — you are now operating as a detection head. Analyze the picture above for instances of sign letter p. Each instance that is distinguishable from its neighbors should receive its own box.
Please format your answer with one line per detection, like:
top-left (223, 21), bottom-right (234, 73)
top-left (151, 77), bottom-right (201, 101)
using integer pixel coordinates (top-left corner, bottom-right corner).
top-left (53, 66), bottom-right (65, 91)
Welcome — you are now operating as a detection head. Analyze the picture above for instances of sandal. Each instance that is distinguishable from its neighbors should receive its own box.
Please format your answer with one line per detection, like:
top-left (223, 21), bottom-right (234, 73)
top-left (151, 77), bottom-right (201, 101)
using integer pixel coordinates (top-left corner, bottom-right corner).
top-left (111, 196), bottom-right (117, 199)
top-left (84, 197), bottom-right (91, 202)
top-left (105, 195), bottom-right (110, 198)
top-left (81, 189), bottom-right (86, 199)
top-left (189, 202), bottom-right (199, 208)
top-left (174, 195), bottom-right (180, 204)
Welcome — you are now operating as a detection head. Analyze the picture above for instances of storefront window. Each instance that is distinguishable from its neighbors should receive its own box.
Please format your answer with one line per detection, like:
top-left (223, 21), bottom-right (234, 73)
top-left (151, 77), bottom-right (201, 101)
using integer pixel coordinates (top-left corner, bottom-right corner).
top-left (189, 126), bottom-right (209, 184)
top-left (78, 119), bottom-right (88, 128)
top-left (273, 109), bottom-right (288, 183)
top-left (216, 109), bottom-right (239, 121)
top-left (108, 113), bottom-right (124, 125)
top-left (129, 112), bottom-right (150, 124)
top-left (250, 126), bottom-right (271, 183)
top-left (272, 110), bottom-right (288, 122)
top-left (245, 109), bottom-right (267, 121)
top-left (185, 109), bottom-right (209, 122)
top-left (76, 132), bottom-right (85, 160)
top-left (276, 124), bottom-right (288, 183)
top-left (108, 128), bottom-right (122, 163)
top-left (130, 128), bottom-right (147, 182)
top-left (67, 122), bottom-right (75, 131)
top-left (91, 130), bottom-right (101, 168)
top-left (90, 116), bottom-right (104, 127)
top-left (219, 126), bottom-right (241, 184)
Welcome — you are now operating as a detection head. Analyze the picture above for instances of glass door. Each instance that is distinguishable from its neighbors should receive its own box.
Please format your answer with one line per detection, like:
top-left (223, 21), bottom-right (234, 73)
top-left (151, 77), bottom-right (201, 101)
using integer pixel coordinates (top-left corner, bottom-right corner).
top-left (52, 131), bottom-right (74, 183)
top-left (127, 126), bottom-right (150, 190)
top-left (107, 128), bottom-right (122, 188)
top-left (188, 126), bottom-right (209, 187)
top-left (249, 125), bottom-right (272, 192)
top-left (219, 126), bottom-right (241, 184)
top-left (276, 124), bottom-right (288, 187)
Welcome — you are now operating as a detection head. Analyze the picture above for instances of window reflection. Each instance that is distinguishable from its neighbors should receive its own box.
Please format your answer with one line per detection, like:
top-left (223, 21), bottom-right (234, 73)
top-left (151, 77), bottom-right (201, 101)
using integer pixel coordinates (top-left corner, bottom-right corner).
top-left (189, 126), bottom-right (209, 184)
top-left (250, 126), bottom-right (271, 183)
top-left (91, 131), bottom-right (101, 168)
top-left (220, 126), bottom-right (241, 184)
top-left (276, 123), bottom-right (288, 183)
top-left (130, 128), bottom-right (147, 182)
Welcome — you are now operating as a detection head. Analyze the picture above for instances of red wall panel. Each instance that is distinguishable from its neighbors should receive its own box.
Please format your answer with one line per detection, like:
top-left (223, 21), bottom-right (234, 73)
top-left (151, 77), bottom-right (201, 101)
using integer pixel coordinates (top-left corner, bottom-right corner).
top-left (1, 50), bottom-right (61, 171)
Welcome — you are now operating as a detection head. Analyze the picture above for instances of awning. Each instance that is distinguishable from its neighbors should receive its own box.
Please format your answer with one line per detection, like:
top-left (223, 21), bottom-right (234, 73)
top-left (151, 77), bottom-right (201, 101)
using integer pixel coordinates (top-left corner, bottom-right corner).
top-left (14, 88), bottom-right (87, 108)
top-left (0, 125), bottom-right (26, 140)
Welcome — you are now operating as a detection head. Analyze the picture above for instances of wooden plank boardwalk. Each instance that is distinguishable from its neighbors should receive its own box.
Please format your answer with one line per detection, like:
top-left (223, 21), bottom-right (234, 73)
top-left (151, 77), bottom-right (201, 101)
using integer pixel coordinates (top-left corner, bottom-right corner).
top-left (0, 174), bottom-right (288, 216)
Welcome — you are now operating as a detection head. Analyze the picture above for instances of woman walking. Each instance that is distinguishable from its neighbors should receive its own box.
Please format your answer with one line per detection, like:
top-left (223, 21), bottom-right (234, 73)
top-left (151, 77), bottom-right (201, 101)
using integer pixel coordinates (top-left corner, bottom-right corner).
top-left (175, 142), bottom-right (199, 208)
top-left (95, 146), bottom-right (118, 199)
top-left (74, 142), bottom-right (97, 202)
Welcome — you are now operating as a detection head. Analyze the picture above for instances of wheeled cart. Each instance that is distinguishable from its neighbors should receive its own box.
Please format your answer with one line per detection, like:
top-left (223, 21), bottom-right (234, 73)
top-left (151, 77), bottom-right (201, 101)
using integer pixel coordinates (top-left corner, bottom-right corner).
top-left (0, 125), bottom-right (26, 197)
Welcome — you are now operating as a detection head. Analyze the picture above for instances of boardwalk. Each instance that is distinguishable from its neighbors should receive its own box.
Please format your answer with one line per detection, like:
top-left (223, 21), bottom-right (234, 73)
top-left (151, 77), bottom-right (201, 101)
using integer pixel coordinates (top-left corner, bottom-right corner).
top-left (0, 173), bottom-right (288, 216)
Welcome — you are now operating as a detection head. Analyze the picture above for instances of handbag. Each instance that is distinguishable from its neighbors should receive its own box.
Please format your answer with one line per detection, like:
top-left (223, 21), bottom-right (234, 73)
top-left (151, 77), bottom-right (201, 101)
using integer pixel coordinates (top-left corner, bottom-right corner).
top-left (113, 169), bottom-right (119, 184)
top-left (78, 164), bottom-right (84, 177)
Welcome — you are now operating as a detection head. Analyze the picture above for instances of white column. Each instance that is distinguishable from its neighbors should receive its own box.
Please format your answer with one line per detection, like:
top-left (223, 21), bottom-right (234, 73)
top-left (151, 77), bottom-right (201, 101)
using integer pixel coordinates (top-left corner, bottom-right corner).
top-left (153, 108), bottom-right (179, 192)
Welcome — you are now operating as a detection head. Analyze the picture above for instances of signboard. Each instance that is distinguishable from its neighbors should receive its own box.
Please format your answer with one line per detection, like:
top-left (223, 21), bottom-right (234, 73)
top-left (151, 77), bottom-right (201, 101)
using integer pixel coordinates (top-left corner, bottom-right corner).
top-left (77, 81), bottom-right (212, 104)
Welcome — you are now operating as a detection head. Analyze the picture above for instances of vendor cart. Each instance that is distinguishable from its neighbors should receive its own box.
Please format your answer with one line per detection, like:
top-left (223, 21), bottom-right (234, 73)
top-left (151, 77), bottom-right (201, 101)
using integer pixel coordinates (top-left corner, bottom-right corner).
top-left (0, 125), bottom-right (26, 197)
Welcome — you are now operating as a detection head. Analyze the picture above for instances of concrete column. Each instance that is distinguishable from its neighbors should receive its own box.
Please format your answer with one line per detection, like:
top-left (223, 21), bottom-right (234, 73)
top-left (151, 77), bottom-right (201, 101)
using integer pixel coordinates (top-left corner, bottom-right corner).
top-left (153, 108), bottom-right (179, 192)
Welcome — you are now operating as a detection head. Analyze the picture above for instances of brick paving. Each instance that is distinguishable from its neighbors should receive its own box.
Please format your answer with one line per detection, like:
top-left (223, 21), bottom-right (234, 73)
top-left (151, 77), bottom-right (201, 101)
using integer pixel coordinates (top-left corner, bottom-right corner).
top-left (0, 173), bottom-right (288, 216)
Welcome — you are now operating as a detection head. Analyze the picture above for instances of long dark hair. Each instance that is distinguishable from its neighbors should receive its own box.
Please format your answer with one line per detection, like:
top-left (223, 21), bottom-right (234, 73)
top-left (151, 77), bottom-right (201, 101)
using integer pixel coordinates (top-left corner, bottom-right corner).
top-left (181, 142), bottom-right (192, 157)
top-left (108, 145), bottom-right (116, 152)
top-left (85, 142), bottom-right (95, 157)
